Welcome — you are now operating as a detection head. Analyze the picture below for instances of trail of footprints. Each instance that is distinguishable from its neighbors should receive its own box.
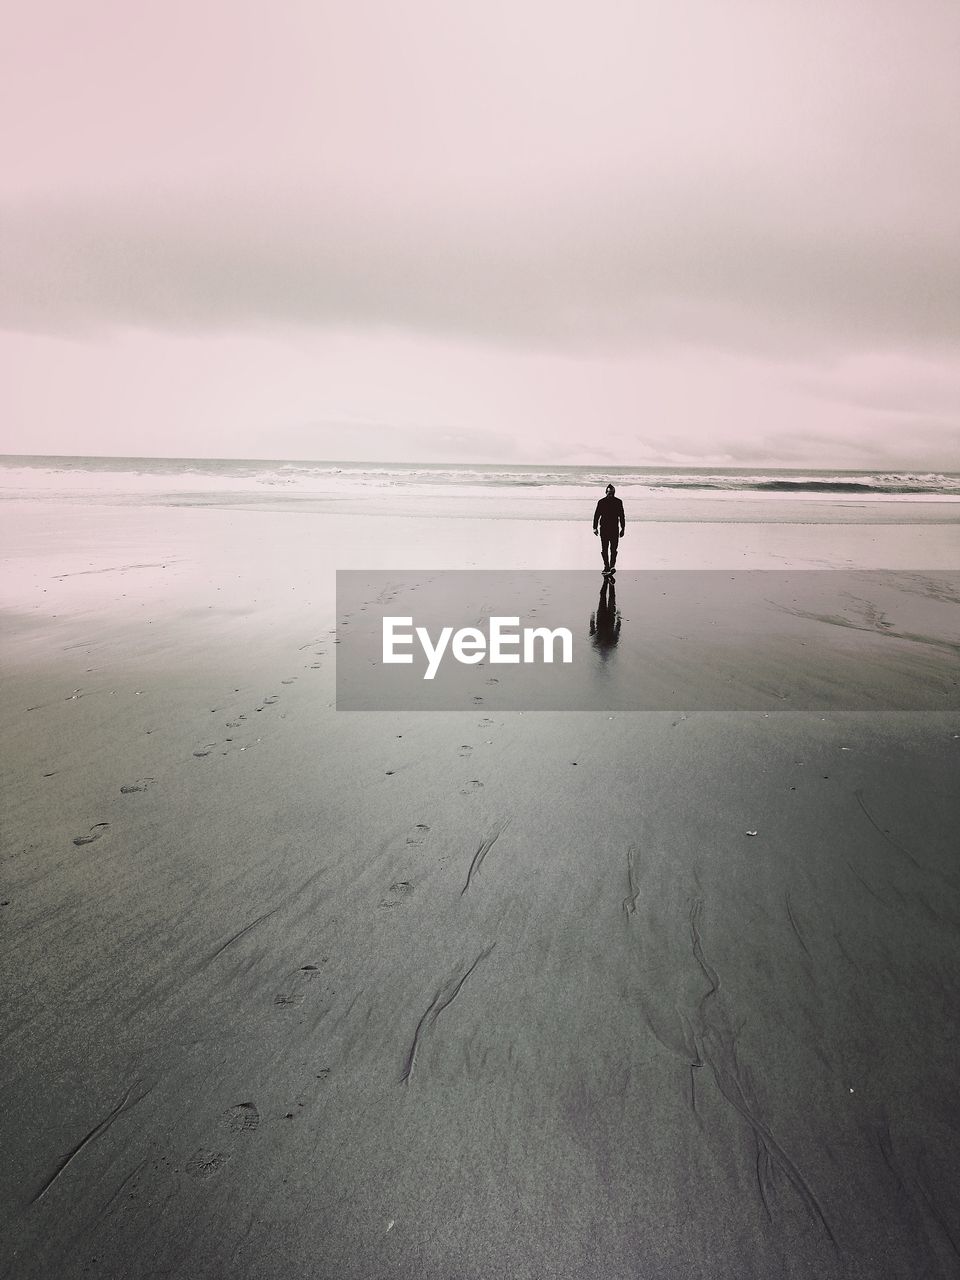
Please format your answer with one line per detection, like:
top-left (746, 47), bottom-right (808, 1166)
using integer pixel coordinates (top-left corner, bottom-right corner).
top-left (378, 700), bottom-right (510, 910)
top-left (376, 823), bottom-right (432, 910)
top-left (70, 637), bottom-right (331, 847)
top-left (376, 704), bottom-right (511, 923)
top-left (184, 974), bottom-right (335, 1181)
top-left (184, 1104), bottom-right (258, 1181)
top-left (58, 629), bottom-right (329, 1193)
top-left (184, 1102), bottom-right (261, 1182)
top-left (72, 620), bottom-right (513, 1150)
top-left (379, 881), bottom-right (414, 909)
top-left (376, 693), bottom-right (519, 1083)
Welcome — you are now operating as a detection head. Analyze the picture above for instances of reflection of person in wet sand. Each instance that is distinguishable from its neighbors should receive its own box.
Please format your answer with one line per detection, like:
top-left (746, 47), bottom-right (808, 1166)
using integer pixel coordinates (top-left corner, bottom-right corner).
top-left (589, 578), bottom-right (621, 659)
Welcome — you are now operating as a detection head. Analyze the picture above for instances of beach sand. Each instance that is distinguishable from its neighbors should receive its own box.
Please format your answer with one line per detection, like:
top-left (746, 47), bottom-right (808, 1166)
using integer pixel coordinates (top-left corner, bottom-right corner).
top-left (2, 494), bottom-right (959, 1279)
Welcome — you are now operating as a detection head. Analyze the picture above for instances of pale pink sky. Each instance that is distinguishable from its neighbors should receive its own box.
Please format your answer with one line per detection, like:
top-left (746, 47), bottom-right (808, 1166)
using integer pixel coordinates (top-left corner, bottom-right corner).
top-left (1, 0), bottom-right (958, 466)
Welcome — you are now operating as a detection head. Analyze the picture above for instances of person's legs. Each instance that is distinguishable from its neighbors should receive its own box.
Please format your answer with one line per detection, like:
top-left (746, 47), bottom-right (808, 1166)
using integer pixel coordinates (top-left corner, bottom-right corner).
top-left (608, 532), bottom-right (619, 569)
top-left (600, 533), bottom-right (611, 570)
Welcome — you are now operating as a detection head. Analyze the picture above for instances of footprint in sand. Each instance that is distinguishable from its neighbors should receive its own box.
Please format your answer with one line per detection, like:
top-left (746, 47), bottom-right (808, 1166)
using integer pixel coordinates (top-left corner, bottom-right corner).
top-left (185, 1149), bottom-right (231, 1181)
top-left (193, 746), bottom-right (216, 758)
top-left (263, 695), bottom-right (279, 705)
top-left (73, 823), bottom-right (109, 847)
top-left (223, 1102), bottom-right (260, 1133)
top-left (378, 881), bottom-right (414, 909)
top-left (281, 678), bottom-right (297, 686)
top-left (460, 780), bottom-right (484, 794)
top-left (185, 1097), bottom-right (263, 1179)
top-left (120, 778), bottom-right (155, 794)
top-left (458, 744), bottom-right (473, 757)
top-left (273, 992), bottom-right (305, 1007)
top-left (406, 823), bottom-right (430, 847)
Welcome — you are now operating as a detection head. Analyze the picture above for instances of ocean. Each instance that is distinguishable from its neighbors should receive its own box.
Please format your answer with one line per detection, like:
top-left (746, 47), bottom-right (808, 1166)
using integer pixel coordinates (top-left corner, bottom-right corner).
top-left (2, 454), bottom-right (959, 503)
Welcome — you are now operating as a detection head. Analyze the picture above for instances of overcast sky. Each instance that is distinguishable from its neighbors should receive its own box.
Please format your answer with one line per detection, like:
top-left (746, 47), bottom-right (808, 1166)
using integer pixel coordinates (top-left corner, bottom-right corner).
top-left (2, 0), bottom-right (958, 467)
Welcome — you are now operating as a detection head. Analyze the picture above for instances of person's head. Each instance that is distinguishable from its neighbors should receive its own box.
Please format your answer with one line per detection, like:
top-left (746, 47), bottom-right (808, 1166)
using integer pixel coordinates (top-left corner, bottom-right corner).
top-left (605, 484), bottom-right (615, 496)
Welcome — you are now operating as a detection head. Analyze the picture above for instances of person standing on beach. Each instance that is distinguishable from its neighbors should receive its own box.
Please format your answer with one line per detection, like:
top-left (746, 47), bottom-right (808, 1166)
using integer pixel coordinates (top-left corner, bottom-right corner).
top-left (593, 483), bottom-right (626, 574)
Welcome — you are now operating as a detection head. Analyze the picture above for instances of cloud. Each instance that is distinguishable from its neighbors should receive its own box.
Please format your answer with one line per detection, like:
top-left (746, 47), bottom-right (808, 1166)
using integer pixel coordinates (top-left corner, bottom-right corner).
top-left (2, 184), bottom-right (959, 362)
top-left (2, 1), bottom-right (958, 465)
top-left (3, 0), bottom-right (958, 359)
top-left (279, 418), bottom-right (527, 464)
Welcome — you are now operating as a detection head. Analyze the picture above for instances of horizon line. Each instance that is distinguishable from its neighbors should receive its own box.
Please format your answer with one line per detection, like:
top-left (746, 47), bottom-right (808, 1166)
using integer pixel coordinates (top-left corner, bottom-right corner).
top-left (1, 453), bottom-right (957, 474)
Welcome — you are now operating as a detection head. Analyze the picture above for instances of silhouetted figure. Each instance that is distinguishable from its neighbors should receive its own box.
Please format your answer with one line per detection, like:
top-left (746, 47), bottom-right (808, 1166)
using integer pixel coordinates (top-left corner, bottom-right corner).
top-left (589, 578), bottom-right (621, 660)
top-left (593, 483), bottom-right (626, 574)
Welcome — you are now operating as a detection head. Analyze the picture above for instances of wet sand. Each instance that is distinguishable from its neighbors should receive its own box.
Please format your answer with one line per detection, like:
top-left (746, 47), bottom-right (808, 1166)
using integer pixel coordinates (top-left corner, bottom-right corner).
top-left (2, 498), bottom-right (959, 1279)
